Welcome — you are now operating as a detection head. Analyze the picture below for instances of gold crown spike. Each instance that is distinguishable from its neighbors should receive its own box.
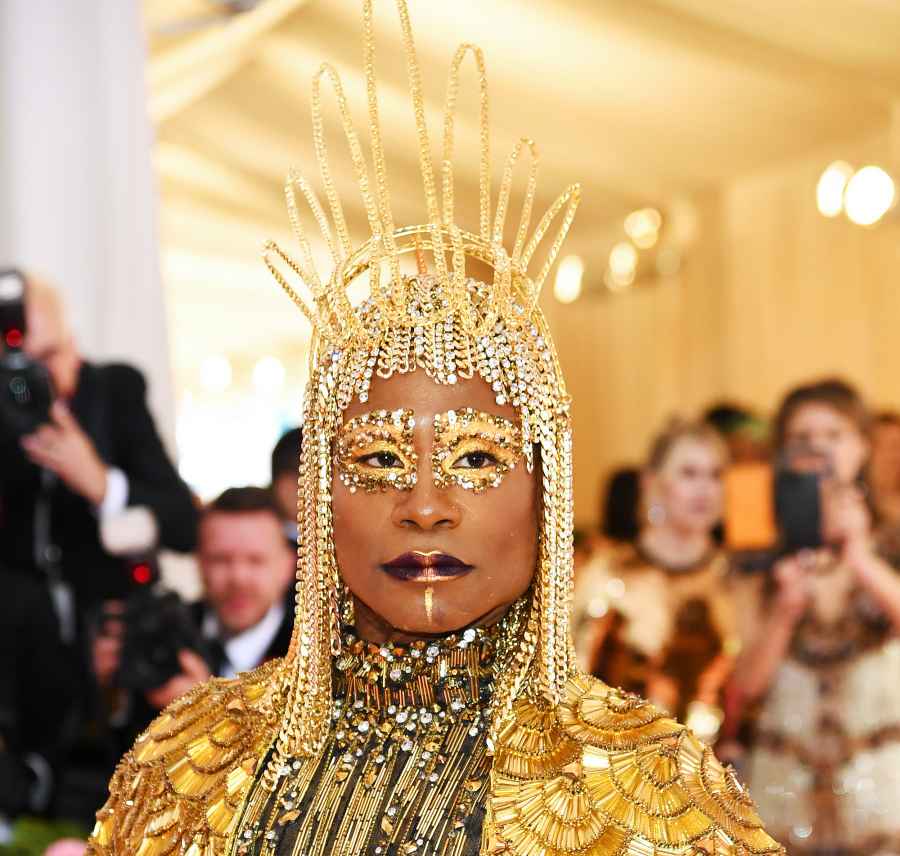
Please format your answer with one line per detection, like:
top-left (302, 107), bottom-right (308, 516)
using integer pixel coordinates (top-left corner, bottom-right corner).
top-left (263, 0), bottom-right (581, 350)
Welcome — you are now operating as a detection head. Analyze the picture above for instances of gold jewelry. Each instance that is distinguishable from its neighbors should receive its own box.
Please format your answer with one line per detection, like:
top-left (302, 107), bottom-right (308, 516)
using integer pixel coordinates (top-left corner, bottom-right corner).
top-left (432, 408), bottom-right (523, 493)
top-left (265, 0), bottom-right (580, 765)
top-left (335, 408), bottom-right (418, 493)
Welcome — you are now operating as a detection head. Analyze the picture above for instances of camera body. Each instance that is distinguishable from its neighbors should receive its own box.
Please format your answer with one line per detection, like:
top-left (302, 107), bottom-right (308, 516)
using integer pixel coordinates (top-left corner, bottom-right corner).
top-left (109, 574), bottom-right (211, 692)
top-left (0, 268), bottom-right (54, 439)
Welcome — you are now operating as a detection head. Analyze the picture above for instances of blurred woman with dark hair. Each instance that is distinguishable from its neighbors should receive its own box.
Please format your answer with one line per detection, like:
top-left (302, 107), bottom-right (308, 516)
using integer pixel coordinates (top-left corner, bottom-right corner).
top-left (599, 466), bottom-right (641, 543)
top-left (573, 419), bottom-right (739, 744)
top-left (737, 378), bottom-right (900, 854)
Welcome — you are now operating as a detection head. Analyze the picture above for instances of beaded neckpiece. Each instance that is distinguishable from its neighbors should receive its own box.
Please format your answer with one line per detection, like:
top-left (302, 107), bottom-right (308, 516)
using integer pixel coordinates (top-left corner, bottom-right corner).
top-left (234, 624), bottom-right (515, 856)
top-left (335, 626), bottom-right (496, 715)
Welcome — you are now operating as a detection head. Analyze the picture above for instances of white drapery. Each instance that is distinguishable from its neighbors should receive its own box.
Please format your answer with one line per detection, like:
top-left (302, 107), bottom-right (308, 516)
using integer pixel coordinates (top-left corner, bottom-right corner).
top-left (0, 0), bottom-right (175, 443)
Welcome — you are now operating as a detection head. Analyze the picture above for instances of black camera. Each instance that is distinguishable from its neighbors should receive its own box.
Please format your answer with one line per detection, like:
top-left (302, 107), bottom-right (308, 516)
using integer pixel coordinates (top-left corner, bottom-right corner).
top-left (0, 268), bottom-right (54, 439)
top-left (108, 580), bottom-right (211, 692)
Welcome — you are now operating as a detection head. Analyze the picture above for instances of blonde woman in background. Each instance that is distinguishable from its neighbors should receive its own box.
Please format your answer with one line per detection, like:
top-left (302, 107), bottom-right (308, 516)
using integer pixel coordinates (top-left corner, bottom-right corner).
top-left (737, 379), bottom-right (900, 855)
top-left (573, 420), bottom-right (740, 744)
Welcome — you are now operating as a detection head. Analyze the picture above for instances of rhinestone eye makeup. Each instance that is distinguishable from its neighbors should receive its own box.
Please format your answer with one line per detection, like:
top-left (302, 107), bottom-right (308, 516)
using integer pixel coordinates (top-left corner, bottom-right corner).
top-left (432, 408), bottom-right (524, 493)
top-left (336, 409), bottom-right (418, 493)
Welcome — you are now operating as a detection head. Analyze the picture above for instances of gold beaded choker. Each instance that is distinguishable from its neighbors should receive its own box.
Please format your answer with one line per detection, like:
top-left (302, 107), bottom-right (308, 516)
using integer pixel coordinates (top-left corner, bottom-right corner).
top-left (334, 625), bottom-right (498, 714)
top-left (234, 622), bottom-right (521, 855)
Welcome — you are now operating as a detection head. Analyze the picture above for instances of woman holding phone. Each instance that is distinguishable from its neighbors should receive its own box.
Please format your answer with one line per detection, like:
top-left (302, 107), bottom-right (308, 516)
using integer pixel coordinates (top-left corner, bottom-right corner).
top-left (737, 378), bottom-right (900, 854)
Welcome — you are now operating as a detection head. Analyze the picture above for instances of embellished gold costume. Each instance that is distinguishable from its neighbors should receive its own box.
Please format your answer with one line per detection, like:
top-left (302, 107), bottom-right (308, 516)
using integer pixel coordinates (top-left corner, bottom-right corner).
top-left (573, 544), bottom-right (740, 728)
top-left (87, 1), bottom-right (782, 854)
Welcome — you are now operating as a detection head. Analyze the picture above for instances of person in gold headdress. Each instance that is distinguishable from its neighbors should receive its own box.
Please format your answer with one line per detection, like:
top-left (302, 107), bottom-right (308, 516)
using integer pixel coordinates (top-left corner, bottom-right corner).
top-left (86, 3), bottom-right (782, 854)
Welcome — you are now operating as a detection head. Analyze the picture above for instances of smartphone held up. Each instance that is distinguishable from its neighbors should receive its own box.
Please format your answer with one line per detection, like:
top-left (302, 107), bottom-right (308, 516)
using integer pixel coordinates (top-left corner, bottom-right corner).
top-left (724, 442), bottom-right (836, 561)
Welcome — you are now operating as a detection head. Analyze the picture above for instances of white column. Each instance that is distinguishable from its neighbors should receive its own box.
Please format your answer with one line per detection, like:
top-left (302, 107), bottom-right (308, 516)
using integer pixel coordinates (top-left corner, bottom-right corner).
top-left (0, 0), bottom-right (176, 445)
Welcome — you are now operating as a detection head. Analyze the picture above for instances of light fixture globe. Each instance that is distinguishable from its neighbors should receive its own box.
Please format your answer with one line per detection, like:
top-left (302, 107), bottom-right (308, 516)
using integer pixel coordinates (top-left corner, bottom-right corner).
top-left (844, 165), bottom-right (896, 226)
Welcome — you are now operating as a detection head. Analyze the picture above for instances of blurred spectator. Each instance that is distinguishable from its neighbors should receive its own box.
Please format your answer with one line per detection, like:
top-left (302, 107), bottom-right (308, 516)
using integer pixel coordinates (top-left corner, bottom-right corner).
top-left (572, 528), bottom-right (593, 572)
top-left (93, 486), bottom-right (295, 713)
top-left (599, 467), bottom-right (640, 544)
top-left (869, 411), bottom-right (900, 527)
top-left (735, 378), bottom-right (900, 852)
top-left (270, 426), bottom-right (302, 544)
top-left (54, 487), bottom-right (293, 825)
top-left (573, 420), bottom-right (737, 744)
top-left (0, 568), bottom-right (77, 828)
top-left (0, 275), bottom-right (198, 624)
top-left (703, 401), bottom-right (769, 463)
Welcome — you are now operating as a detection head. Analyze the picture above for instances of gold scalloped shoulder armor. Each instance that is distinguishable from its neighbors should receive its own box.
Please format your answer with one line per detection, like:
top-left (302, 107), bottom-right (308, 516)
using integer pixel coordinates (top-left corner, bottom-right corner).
top-left (87, 660), bottom-right (286, 856)
top-left (485, 673), bottom-right (783, 856)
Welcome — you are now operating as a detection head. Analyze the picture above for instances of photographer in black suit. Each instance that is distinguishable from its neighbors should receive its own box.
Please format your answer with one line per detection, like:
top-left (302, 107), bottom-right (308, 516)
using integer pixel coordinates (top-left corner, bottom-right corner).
top-left (92, 487), bottom-right (295, 721)
top-left (0, 274), bottom-right (198, 619)
top-left (0, 567), bottom-right (77, 824)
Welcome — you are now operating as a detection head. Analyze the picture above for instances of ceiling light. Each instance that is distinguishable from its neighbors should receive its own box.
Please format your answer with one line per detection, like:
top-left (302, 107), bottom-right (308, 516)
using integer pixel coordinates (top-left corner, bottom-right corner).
top-left (844, 165), bottom-right (896, 226)
top-left (604, 267), bottom-right (635, 293)
top-left (624, 208), bottom-right (662, 249)
top-left (553, 255), bottom-right (584, 304)
top-left (816, 161), bottom-right (854, 218)
top-left (609, 241), bottom-right (638, 278)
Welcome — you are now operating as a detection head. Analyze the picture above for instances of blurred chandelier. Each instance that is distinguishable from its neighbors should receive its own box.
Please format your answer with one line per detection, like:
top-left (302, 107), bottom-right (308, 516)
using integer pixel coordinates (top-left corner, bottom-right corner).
top-left (553, 206), bottom-right (682, 303)
top-left (817, 161), bottom-right (896, 226)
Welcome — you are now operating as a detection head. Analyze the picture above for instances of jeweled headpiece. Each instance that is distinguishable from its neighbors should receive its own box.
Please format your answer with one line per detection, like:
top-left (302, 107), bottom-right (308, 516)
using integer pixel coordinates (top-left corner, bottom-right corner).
top-left (266, 0), bottom-right (580, 763)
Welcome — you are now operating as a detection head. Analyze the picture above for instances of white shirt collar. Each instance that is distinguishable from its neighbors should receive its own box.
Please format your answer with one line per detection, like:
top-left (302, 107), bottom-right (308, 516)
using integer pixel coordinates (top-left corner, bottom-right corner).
top-left (202, 600), bottom-right (286, 679)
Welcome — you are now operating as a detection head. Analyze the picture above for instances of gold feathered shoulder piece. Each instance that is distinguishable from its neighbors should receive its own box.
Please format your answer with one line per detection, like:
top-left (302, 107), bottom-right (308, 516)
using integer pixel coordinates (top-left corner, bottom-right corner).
top-left (486, 673), bottom-right (783, 856)
top-left (87, 660), bottom-right (286, 856)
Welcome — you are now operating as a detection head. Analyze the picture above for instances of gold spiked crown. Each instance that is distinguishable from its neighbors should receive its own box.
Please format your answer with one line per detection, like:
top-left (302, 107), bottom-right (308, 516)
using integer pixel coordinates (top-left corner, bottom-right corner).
top-left (262, 0), bottom-right (581, 351)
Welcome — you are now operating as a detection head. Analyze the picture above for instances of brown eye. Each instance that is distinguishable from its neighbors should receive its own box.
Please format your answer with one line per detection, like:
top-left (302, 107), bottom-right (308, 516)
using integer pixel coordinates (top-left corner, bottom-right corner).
top-left (359, 451), bottom-right (404, 469)
top-left (454, 451), bottom-right (499, 470)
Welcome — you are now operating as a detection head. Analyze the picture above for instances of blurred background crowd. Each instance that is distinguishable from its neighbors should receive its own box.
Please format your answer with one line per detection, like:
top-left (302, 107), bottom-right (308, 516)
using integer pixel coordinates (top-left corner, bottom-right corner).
top-left (3, 1), bottom-right (900, 854)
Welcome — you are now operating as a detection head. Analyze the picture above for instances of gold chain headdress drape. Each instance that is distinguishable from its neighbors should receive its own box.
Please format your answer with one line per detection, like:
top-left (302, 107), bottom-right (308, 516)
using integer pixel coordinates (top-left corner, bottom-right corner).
top-left (263, 0), bottom-right (581, 770)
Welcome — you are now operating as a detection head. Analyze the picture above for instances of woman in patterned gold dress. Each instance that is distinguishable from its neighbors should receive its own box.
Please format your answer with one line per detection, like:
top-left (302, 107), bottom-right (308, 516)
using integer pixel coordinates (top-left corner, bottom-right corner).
top-left (737, 379), bottom-right (900, 854)
top-left (573, 421), bottom-right (740, 744)
top-left (86, 3), bottom-right (782, 855)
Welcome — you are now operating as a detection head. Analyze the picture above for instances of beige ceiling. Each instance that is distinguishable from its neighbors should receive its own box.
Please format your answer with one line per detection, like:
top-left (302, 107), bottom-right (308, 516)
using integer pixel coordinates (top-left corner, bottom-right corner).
top-left (144, 0), bottom-right (900, 387)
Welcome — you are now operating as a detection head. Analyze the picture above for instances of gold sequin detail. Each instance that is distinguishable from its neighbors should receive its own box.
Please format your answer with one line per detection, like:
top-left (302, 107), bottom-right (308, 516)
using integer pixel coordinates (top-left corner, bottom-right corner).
top-left (484, 676), bottom-right (784, 856)
top-left (432, 408), bottom-right (524, 492)
top-left (335, 408), bottom-right (417, 493)
top-left (86, 661), bottom-right (285, 856)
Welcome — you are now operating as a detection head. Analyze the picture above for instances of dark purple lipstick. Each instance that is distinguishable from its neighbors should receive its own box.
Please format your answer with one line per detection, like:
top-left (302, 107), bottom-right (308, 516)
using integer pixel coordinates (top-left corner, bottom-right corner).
top-left (381, 551), bottom-right (474, 582)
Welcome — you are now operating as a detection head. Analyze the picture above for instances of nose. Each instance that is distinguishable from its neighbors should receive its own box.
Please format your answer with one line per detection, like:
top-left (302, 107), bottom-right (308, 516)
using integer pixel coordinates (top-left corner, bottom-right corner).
top-left (227, 560), bottom-right (257, 588)
top-left (391, 475), bottom-right (462, 531)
